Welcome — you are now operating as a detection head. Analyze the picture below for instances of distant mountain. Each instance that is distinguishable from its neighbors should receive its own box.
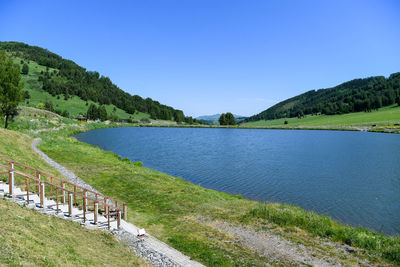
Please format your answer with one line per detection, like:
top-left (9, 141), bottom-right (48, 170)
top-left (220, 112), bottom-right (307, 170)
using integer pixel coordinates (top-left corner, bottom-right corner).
top-left (245, 73), bottom-right (400, 122)
top-left (196, 114), bottom-right (247, 122)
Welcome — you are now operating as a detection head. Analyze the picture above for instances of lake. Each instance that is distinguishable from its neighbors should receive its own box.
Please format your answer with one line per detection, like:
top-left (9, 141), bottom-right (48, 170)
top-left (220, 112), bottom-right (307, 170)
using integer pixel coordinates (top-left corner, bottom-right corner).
top-left (75, 127), bottom-right (400, 235)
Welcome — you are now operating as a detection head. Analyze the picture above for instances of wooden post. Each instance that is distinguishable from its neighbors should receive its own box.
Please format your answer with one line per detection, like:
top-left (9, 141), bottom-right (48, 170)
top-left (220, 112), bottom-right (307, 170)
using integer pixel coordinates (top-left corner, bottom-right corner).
top-left (107, 208), bottom-right (110, 230)
top-left (8, 166), bottom-right (14, 197)
top-left (94, 202), bottom-right (98, 224)
top-left (25, 177), bottom-right (29, 205)
top-left (40, 182), bottom-right (45, 208)
top-left (68, 193), bottom-right (73, 217)
top-left (61, 182), bottom-right (65, 203)
top-left (123, 204), bottom-right (127, 221)
top-left (50, 177), bottom-right (53, 196)
top-left (37, 172), bottom-right (40, 194)
top-left (56, 187), bottom-right (59, 214)
top-left (74, 185), bottom-right (76, 206)
top-left (83, 190), bottom-right (87, 222)
top-left (117, 210), bottom-right (121, 229)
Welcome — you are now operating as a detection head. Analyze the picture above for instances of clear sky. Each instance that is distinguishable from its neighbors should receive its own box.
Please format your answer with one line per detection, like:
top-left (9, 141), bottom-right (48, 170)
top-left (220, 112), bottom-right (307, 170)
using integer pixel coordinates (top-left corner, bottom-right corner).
top-left (1, 0), bottom-right (400, 117)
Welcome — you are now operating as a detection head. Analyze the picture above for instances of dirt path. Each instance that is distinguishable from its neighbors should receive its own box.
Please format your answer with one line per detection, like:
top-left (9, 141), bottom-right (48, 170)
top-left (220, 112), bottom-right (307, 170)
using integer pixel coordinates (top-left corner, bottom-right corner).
top-left (31, 138), bottom-right (204, 267)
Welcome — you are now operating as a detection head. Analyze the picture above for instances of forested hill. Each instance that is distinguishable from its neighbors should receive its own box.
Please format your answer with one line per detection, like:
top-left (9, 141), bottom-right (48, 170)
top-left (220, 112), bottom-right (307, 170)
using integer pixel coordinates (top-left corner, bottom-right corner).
top-left (245, 73), bottom-right (400, 122)
top-left (0, 41), bottom-right (185, 122)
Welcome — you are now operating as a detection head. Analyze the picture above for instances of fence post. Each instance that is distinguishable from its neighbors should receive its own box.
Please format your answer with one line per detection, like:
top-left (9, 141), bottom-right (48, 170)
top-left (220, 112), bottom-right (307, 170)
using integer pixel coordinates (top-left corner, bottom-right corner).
top-left (123, 204), bottom-right (127, 221)
top-left (107, 208), bottom-right (110, 230)
top-left (37, 172), bottom-right (40, 194)
top-left (56, 187), bottom-right (59, 214)
top-left (25, 177), bottom-right (29, 205)
top-left (40, 182), bottom-right (45, 208)
top-left (68, 193), bottom-right (73, 217)
top-left (9, 163), bottom-right (14, 197)
top-left (83, 190), bottom-right (87, 222)
top-left (94, 202), bottom-right (98, 225)
top-left (61, 182), bottom-right (65, 203)
top-left (117, 210), bottom-right (121, 229)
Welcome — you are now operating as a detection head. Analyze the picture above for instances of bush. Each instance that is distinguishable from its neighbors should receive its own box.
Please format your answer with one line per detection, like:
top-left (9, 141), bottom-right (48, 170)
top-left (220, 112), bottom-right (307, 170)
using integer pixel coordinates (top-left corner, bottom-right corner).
top-left (36, 103), bottom-right (45, 110)
top-left (133, 161), bottom-right (143, 167)
top-left (284, 120), bottom-right (288, 125)
top-left (122, 157), bottom-right (131, 163)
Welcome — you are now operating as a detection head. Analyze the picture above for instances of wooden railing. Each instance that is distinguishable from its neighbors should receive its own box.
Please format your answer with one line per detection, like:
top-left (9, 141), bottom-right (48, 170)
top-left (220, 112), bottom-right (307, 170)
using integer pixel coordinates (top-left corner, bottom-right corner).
top-left (0, 155), bottom-right (127, 230)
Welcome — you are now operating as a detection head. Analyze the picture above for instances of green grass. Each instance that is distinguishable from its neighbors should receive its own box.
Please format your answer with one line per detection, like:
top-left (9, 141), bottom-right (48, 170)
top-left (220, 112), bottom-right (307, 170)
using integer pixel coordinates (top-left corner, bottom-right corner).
top-left (0, 128), bottom-right (146, 266)
top-left (1, 114), bottom-right (400, 265)
top-left (244, 105), bottom-right (400, 127)
top-left (0, 198), bottom-right (146, 266)
top-left (25, 121), bottom-right (399, 266)
top-left (13, 57), bottom-right (150, 120)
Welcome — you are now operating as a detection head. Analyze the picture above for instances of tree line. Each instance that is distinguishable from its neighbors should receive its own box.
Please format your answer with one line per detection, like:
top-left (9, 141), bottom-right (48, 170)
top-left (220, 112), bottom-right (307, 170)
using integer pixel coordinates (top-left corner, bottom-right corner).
top-left (0, 41), bottom-right (187, 122)
top-left (246, 73), bottom-right (400, 122)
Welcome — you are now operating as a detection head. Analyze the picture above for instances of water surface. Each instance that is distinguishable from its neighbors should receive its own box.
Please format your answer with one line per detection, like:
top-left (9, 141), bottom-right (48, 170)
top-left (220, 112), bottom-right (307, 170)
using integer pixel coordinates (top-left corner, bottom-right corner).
top-left (75, 127), bottom-right (400, 235)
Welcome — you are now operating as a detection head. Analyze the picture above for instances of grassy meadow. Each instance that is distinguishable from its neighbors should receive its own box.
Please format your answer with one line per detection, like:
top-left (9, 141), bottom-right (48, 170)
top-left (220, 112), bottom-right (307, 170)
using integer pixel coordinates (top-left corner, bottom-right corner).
top-left (14, 57), bottom-right (150, 120)
top-left (244, 105), bottom-right (400, 128)
top-left (1, 110), bottom-right (398, 265)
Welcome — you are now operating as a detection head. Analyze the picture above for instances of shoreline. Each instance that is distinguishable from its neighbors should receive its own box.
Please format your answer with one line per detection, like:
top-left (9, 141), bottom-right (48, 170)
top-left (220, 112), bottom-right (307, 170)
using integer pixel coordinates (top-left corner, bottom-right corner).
top-left (4, 113), bottom-right (400, 265)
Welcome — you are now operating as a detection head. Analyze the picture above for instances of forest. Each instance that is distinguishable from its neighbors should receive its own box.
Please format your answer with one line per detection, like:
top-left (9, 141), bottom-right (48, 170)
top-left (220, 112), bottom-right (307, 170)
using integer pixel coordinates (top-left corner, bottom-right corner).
top-left (245, 73), bottom-right (400, 122)
top-left (0, 42), bottom-right (186, 122)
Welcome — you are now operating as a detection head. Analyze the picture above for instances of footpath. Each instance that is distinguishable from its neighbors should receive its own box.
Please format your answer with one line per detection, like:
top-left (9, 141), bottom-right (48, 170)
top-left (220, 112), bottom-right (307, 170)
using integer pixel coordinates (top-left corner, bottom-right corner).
top-left (29, 138), bottom-right (204, 267)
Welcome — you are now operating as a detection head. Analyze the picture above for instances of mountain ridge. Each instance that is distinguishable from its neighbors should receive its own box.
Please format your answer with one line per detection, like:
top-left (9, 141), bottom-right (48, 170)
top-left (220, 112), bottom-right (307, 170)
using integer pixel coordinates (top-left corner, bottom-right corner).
top-left (245, 73), bottom-right (400, 122)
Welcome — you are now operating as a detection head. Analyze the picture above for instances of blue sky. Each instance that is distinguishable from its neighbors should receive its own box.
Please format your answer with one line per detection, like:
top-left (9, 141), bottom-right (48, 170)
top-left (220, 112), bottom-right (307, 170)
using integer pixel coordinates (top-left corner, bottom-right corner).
top-left (1, 0), bottom-right (400, 117)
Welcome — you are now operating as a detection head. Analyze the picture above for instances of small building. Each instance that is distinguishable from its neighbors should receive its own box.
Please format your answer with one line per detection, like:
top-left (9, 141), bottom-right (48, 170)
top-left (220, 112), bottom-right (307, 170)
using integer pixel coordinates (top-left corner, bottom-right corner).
top-left (76, 116), bottom-right (87, 122)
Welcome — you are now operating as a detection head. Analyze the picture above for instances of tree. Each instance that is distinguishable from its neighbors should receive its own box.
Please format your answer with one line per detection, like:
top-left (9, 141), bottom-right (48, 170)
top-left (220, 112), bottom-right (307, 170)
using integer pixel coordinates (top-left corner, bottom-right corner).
top-left (0, 50), bottom-right (23, 128)
top-left (98, 105), bottom-right (107, 121)
top-left (218, 114), bottom-right (226, 125)
top-left (225, 112), bottom-right (236, 125)
top-left (396, 96), bottom-right (400, 107)
top-left (44, 99), bottom-right (54, 112)
top-left (87, 103), bottom-right (99, 120)
top-left (21, 63), bottom-right (29, 75)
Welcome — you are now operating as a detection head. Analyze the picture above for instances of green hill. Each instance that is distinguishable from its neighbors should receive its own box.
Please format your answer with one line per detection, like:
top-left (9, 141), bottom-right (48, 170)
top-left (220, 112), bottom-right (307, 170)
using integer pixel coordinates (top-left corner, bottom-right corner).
top-left (245, 73), bottom-right (400, 122)
top-left (0, 41), bottom-right (185, 121)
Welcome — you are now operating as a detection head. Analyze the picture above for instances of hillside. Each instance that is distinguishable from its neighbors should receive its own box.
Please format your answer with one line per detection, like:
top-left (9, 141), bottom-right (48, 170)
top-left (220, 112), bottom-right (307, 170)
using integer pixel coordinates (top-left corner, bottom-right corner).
top-left (0, 128), bottom-right (146, 266)
top-left (245, 73), bottom-right (400, 122)
top-left (0, 41), bottom-right (185, 121)
top-left (244, 104), bottom-right (400, 131)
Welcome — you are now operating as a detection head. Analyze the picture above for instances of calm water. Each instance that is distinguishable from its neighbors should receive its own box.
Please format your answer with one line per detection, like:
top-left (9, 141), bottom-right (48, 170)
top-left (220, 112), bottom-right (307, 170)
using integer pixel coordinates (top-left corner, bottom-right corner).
top-left (75, 127), bottom-right (400, 235)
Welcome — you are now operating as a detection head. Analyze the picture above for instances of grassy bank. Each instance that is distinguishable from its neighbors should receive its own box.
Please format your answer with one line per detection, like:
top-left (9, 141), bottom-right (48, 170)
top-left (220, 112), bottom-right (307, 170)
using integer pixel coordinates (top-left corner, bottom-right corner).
top-left (0, 128), bottom-right (147, 266)
top-left (1, 112), bottom-right (400, 266)
top-left (243, 105), bottom-right (400, 129)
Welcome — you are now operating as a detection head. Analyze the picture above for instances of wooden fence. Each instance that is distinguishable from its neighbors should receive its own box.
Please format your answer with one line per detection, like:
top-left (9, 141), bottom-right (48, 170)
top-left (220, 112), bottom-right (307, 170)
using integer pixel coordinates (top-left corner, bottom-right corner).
top-left (0, 155), bottom-right (127, 230)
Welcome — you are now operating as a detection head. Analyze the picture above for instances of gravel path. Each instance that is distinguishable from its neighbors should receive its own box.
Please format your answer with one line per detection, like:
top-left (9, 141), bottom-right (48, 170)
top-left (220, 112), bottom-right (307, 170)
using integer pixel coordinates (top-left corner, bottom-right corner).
top-left (31, 138), bottom-right (204, 267)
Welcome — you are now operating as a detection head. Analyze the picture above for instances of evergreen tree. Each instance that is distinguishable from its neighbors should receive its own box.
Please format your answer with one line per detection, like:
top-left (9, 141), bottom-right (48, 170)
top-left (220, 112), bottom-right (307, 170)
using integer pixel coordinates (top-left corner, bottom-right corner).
top-left (0, 50), bottom-right (23, 128)
top-left (98, 105), bottom-right (107, 121)
top-left (21, 63), bottom-right (29, 75)
top-left (87, 103), bottom-right (99, 120)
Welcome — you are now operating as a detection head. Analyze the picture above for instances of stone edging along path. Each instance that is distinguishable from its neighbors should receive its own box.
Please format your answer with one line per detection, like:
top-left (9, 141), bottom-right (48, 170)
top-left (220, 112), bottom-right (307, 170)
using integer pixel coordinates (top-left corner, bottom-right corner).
top-left (31, 138), bottom-right (204, 267)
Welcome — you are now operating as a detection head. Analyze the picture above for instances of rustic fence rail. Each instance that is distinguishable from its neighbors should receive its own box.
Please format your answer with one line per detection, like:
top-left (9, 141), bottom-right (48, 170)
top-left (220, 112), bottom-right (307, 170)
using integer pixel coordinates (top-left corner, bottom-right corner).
top-left (0, 155), bottom-right (126, 230)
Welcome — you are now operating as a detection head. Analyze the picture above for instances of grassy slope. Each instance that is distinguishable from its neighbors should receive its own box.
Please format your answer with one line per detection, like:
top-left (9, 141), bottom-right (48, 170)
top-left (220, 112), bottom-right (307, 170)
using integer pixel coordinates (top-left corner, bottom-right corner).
top-left (0, 128), bottom-right (146, 266)
top-left (22, 121), bottom-right (398, 266)
top-left (14, 57), bottom-right (150, 120)
top-left (244, 105), bottom-right (400, 127)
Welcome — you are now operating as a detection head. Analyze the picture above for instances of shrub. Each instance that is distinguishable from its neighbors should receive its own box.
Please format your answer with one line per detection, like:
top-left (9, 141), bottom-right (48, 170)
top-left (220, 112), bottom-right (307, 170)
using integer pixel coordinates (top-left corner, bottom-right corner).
top-left (122, 157), bottom-right (131, 163)
top-left (133, 161), bottom-right (143, 167)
